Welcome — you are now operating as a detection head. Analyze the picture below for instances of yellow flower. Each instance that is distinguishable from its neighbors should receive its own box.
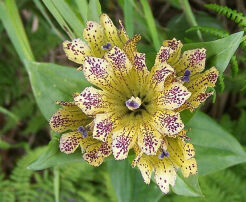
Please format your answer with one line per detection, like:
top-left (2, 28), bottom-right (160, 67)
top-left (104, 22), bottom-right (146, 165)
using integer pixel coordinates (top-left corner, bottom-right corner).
top-left (74, 34), bottom-right (192, 160)
top-left (63, 14), bottom-right (129, 66)
top-left (132, 131), bottom-right (197, 194)
top-left (161, 38), bottom-right (219, 111)
top-left (49, 101), bottom-right (112, 166)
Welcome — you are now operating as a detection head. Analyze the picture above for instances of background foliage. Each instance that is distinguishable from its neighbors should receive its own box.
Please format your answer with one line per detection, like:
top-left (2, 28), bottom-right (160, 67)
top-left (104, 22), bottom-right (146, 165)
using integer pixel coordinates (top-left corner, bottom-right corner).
top-left (0, 0), bottom-right (246, 201)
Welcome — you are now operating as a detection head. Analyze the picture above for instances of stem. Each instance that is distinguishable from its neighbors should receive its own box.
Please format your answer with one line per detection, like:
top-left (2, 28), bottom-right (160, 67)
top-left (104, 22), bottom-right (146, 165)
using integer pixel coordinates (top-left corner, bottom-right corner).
top-left (179, 0), bottom-right (203, 41)
top-left (54, 167), bottom-right (60, 202)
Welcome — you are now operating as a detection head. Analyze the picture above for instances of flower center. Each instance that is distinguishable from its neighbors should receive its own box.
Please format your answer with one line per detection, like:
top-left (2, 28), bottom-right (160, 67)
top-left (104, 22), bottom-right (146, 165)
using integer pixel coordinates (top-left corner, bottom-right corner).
top-left (101, 42), bottom-right (111, 50)
top-left (158, 150), bottom-right (169, 159)
top-left (125, 96), bottom-right (142, 111)
top-left (77, 126), bottom-right (88, 138)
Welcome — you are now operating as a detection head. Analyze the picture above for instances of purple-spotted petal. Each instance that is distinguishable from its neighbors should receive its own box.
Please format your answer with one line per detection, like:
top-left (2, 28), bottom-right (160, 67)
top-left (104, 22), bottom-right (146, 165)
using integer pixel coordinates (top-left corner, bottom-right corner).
top-left (112, 127), bottom-right (136, 160)
top-left (138, 123), bottom-right (161, 155)
top-left (93, 114), bottom-right (116, 142)
top-left (157, 82), bottom-right (191, 110)
top-left (155, 46), bottom-right (174, 66)
top-left (153, 110), bottom-right (184, 135)
top-left (74, 87), bottom-right (109, 116)
top-left (60, 131), bottom-right (82, 154)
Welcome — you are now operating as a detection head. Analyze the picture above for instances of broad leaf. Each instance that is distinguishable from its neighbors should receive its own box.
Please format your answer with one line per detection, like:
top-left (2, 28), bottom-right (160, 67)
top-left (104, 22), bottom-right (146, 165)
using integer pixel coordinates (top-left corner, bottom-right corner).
top-left (187, 111), bottom-right (246, 176)
top-left (24, 61), bottom-right (90, 120)
top-left (183, 31), bottom-right (244, 73)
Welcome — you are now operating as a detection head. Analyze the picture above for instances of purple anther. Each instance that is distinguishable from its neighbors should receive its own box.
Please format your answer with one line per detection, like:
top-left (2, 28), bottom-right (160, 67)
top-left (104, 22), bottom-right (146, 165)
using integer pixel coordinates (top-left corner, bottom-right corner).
top-left (102, 42), bottom-right (111, 50)
top-left (125, 100), bottom-right (140, 109)
top-left (77, 126), bottom-right (88, 138)
top-left (181, 69), bottom-right (191, 82)
top-left (158, 150), bottom-right (169, 159)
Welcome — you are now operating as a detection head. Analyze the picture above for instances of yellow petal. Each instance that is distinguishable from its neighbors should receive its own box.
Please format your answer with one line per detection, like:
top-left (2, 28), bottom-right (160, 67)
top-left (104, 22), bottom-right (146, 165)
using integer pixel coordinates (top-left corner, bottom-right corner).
top-left (74, 87), bottom-right (110, 116)
top-left (157, 82), bottom-right (191, 110)
top-left (149, 62), bottom-right (174, 91)
top-left (83, 56), bottom-right (117, 90)
top-left (183, 143), bottom-right (195, 160)
top-left (167, 137), bottom-right (198, 177)
top-left (138, 123), bottom-right (161, 155)
top-left (136, 155), bottom-right (153, 184)
top-left (155, 46), bottom-right (174, 67)
top-left (112, 126), bottom-right (137, 160)
top-left (104, 46), bottom-right (132, 78)
top-left (118, 19), bottom-right (129, 43)
top-left (153, 110), bottom-right (184, 135)
top-left (100, 14), bottom-right (123, 48)
top-left (162, 38), bottom-right (183, 65)
top-left (123, 34), bottom-right (141, 64)
top-left (154, 158), bottom-right (176, 194)
top-left (83, 21), bottom-right (106, 57)
top-left (49, 102), bottom-right (92, 132)
top-left (59, 131), bottom-right (82, 154)
top-left (174, 48), bottom-right (206, 76)
top-left (93, 113), bottom-right (118, 142)
top-left (63, 39), bottom-right (92, 64)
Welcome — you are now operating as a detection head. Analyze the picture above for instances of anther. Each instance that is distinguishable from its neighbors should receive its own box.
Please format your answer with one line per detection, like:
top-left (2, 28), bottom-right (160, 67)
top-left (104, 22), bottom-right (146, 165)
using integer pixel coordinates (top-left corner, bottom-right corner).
top-left (158, 150), bottom-right (169, 159)
top-left (181, 69), bottom-right (191, 82)
top-left (101, 42), bottom-right (111, 50)
top-left (125, 96), bottom-right (142, 111)
top-left (77, 126), bottom-right (88, 138)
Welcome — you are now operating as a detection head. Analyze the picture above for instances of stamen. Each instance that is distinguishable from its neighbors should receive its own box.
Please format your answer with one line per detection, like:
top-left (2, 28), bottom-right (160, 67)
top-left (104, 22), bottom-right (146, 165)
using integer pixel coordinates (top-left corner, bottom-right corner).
top-left (101, 42), bottom-right (111, 50)
top-left (125, 96), bottom-right (142, 111)
top-left (77, 126), bottom-right (88, 138)
top-left (181, 69), bottom-right (191, 82)
top-left (158, 150), bottom-right (169, 159)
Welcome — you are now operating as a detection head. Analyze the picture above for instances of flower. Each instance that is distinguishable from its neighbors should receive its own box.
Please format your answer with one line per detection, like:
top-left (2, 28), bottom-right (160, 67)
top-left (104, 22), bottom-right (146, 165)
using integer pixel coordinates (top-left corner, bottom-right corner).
top-left (63, 14), bottom-right (129, 66)
top-left (160, 38), bottom-right (219, 111)
top-left (49, 101), bottom-right (112, 166)
top-left (74, 34), bottom-right (192, 160)
top-left (132, 131), bottom-right (197, 194)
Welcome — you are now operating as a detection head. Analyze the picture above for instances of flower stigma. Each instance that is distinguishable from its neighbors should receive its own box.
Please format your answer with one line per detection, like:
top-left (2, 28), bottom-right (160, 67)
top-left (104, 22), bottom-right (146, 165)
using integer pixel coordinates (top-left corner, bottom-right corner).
top-left (125, 96), bottom-right (142, 111)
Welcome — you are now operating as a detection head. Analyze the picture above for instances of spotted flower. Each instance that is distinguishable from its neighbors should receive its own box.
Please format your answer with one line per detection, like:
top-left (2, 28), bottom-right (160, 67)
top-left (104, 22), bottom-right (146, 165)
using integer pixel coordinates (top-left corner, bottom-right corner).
top-left (74, 34), bottom-right (192, 160)
top-left (49, 101), bottom-right (112, 166)
top-left (63, 14), bottom-right (129, 67)
top-left (132, 130), bottom-right (197, 194)
top-left (160, 38), bottom-right (219, 111)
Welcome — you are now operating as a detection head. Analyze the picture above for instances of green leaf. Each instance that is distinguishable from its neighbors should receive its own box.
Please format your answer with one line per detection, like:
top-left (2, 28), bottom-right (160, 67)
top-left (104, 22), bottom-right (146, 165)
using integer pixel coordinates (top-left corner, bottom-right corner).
top-left (172, 173), bottom-right (203, 197)
top-left (140, 0), bottom-right (160, 51)
top-left (107, 159), bottom-right (163, 202)
top-left (27, 133), bottom-right (83, 170)
top-left (123, 0), bottom-right (134, 37)
top-left (87, 0), bottom-right (102, 22)
top-left (75, 0), bottom-right (88, 23)
top-left (188, 111), bottom-right (246, 176)
top-left (24, 61), bottom-right (90, 120)
top-left (183, 31), bottom-right (244, 73)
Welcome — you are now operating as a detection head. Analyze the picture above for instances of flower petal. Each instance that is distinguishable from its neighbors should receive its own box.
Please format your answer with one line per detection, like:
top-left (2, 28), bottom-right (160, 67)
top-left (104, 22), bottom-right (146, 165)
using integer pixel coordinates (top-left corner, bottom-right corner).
top-left (167, 138), bottom-right (197, 177)
top-left (136, 155), bottom-right (153, 184)
top-left (63, 39), bottom-right (92, 64)
top-left (83, 56), bottom-right (116, 90)
top-left (100, 14), bottom-right (123, 48)
top-left (118, 19), bottom-right (129, 43)
top-left (153, 110), bottom-right (184, 135)
top-left (162, 38), bottom-right (183, 65)
top-left (174, 48), bottom-right (206, 76)
top-left (157, 82), bottom-right (191, 110)
top-left (74, 87), bottom-right (110, 116)
top-left (185, 67), bottom-right (219, 94)
top-left (138, 123), bottom-right (161, 155)
top-left (93, 113), bottom-right (118, 142)
top-left (183, 143), bottom-right (195, 160)
top-left (83, 21), bottom-right (106, 57)
top-left (49, 102), bottom-right (91, 132)
top-left (155, 46), bottom-right (174, 66)
top-left (104, 46), bottom-right (132, 78)
top-left (123, 34), bottom-right (141, 63)
top-left (60, 131), bottom-right (82, 154)
top-left (154, 158), bottom-right (177, 194)
top-left (112, 127), bottom-right (136, 160)
top-left (149, 62), bottom-right (174, 91)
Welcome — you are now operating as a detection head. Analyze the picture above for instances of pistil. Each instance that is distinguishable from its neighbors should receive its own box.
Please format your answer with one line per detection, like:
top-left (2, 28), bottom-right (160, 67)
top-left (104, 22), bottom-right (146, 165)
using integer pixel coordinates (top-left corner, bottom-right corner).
top-left (125, 96), bottom-right (142, 111)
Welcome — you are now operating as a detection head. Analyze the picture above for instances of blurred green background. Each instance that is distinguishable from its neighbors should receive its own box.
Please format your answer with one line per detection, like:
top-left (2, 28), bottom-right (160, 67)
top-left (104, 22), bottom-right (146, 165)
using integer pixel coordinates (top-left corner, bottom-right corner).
top-left (0, 0), bottom-right (246, 201)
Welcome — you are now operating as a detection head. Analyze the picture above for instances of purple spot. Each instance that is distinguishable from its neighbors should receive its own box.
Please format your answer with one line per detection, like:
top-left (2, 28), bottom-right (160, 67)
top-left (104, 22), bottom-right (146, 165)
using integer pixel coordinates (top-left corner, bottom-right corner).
top-left (125, 100), bottom-right (140, 109)
top-left (181, 69), bottom-right (191, 82)
top-left (77, 126), bottom-right (88, 138)
top-left (158, 150), bottom-right (169, 159)
top-left (102, 42), bottom-right (111, 50)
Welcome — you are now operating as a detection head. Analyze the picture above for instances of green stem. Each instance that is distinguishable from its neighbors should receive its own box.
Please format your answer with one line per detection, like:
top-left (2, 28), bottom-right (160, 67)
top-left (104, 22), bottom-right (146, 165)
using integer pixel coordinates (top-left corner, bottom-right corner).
top-left (54, 167), bottom-right (60, 202)
top-left (179, 0), bottom-right (203, 41)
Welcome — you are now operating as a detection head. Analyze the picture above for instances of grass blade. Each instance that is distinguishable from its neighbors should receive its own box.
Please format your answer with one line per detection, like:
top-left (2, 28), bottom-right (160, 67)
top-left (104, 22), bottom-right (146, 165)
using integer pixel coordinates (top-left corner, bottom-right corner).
top-left (123, 0), bottom-right (134, 37)
top-left (75, 0), bottom-right (88, 23)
